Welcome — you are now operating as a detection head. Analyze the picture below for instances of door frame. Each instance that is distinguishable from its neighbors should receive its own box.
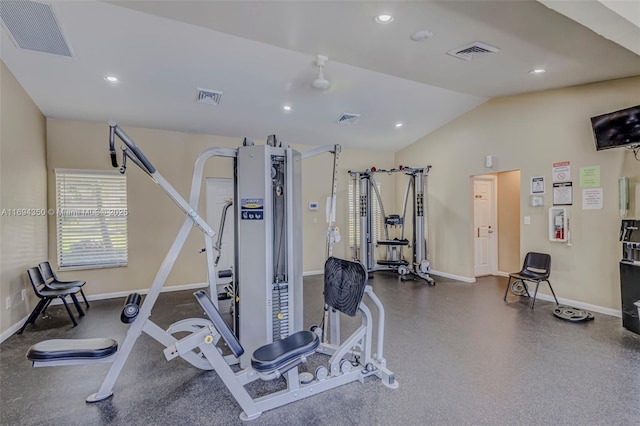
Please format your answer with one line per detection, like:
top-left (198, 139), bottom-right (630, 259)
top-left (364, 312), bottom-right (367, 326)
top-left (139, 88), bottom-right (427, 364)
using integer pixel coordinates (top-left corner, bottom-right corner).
top-left (472, 174), bottom-right (498, 276)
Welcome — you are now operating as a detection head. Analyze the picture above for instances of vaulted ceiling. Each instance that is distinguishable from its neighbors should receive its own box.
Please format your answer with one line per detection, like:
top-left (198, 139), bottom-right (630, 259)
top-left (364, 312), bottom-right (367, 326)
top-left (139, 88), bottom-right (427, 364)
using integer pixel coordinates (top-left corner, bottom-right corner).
top-left (1, 1), bottom-right (639, 151)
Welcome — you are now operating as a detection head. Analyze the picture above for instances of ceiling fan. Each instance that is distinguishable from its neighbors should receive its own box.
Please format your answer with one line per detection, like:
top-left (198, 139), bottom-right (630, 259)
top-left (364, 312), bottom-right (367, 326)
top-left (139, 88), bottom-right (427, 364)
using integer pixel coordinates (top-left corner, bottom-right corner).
top-left (311, 55), bottom-right (331, 91)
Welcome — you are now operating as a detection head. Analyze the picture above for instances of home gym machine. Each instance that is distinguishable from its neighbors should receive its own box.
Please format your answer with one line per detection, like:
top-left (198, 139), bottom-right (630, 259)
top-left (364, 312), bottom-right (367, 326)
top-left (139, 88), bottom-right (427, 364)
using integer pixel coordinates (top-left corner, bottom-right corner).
top-left (25, 122), bottom-right (397, 421)
top-left (349, 165), bottom-right (434, 284)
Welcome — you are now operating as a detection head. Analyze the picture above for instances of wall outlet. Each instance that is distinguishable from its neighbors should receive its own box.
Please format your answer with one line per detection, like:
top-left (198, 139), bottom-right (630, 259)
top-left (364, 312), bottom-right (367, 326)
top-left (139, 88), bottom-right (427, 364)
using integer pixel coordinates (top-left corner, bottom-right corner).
top-left (21, 289), bottom-right (27, 301)
top-left (5, 296), bottom-right (11, 310)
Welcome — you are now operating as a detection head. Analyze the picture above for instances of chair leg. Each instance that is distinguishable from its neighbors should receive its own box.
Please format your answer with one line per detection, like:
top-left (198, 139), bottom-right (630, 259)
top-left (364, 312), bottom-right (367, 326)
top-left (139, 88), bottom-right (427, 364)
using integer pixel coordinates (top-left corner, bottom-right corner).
top-left (60, 297), bottom-right (78, 327)
top-left (79, 288), bottom-right (90, 308)
top-left (17, 299), bottom-right (48, 334)
top-left (40, 298), bottom-right (53, 315)
top-left (546, 280), bottom-right (559, 304)
top-left (530, 281), bottom-right (541, 309)
top-left (70, 293), bottom-right (85, 317)
top-left (504, 277), bottom-right (512, 301)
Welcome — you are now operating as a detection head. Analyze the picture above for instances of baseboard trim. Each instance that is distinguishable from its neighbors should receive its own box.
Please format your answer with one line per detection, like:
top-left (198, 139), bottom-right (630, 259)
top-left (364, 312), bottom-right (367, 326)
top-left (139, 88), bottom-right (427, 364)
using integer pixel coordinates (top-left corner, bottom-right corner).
top-left (430, 270), bottom-right (476, 283)
top-left (494, 271), bottom-right (509, 277)
top-left (0, 313), bottom-right (31, 344)
top-left (303, 270), bottom-right (323, 277)
top-left (532, 293), bottom-right (621, 318)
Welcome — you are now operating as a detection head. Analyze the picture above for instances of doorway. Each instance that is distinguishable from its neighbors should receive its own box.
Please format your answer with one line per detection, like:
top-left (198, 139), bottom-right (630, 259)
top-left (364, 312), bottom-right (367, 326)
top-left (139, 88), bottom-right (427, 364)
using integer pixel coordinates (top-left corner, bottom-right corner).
top-left (473, 175), bottom-right (497, 276)
top-left (472, 171), bottom-right (521, 277)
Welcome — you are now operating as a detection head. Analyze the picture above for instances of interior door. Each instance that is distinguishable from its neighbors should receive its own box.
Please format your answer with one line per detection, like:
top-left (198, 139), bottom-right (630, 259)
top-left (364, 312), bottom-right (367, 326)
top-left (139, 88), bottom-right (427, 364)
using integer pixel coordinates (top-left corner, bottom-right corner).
top-left (206, 178), bottom-right (235, 279)
top-left (473, 177), bottom-right (495, 276)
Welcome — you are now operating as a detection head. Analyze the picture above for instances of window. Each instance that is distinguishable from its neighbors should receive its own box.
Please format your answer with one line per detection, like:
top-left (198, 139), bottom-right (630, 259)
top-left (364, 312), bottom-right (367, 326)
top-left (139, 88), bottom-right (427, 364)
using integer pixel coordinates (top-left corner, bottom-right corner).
top-left (348, 180), bottom-right (382, 248)
top-left (55, 169), bottom-right (128, 270)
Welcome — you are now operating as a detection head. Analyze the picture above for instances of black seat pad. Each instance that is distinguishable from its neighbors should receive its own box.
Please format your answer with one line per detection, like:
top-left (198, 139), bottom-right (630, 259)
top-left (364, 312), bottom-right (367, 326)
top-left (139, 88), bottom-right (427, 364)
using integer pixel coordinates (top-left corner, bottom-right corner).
top-left (511, 270), bottom-right (548, 280)
top-left (27, 338), bottom-right (118, 361)
top-left (251, 331), bottom-right (319, 373)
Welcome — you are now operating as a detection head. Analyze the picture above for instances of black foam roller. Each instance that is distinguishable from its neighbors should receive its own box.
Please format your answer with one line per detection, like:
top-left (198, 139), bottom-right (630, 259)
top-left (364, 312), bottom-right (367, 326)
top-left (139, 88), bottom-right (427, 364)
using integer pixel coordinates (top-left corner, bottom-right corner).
top-left (121, 293), bottom-right (142, 324)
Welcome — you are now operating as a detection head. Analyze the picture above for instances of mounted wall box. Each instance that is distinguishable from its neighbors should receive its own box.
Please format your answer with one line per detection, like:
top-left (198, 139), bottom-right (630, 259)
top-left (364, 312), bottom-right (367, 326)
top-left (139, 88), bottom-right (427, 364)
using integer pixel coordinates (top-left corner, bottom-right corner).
top-left (549, 207), bottom-right (568, 242)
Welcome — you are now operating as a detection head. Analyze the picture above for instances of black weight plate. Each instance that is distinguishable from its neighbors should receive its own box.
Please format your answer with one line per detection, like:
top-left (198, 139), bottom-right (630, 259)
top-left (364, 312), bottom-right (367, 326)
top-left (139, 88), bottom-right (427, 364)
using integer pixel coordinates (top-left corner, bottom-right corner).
top-left (553, 305), bottom-right (594, 322)
top-left (511, 281), bottom-right (527, 296)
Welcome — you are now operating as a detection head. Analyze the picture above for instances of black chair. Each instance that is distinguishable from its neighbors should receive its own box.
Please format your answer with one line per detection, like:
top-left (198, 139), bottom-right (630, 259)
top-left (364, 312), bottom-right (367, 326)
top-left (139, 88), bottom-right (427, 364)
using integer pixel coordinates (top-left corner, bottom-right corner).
top-left (39, 261), bottom-right (89, 308)
top-left (503, 252), bottom-right (558, 309)
top-left (18, 268), bottom-right (84, 334)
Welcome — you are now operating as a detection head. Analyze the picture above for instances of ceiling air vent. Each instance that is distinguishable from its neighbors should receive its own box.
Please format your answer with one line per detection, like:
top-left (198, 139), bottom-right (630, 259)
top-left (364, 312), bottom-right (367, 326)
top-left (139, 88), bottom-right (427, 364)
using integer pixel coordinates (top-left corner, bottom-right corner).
top-left (447, 41), bottom-right (499, 61)
top-left (0, 0), bottom-right (74, 58)
top-left (337, 113), bottom-right (361, 125)
top-left (195, 88), bottom-right (223, 106)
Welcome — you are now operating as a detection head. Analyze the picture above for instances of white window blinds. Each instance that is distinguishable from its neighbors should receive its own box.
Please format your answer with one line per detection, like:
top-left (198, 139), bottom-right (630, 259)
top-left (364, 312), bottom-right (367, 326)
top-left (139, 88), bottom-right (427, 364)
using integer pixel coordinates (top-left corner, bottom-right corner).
top-left (55, 169), bottom-right (128, 270)
top-left (348, 181), bottom-right (382, 248)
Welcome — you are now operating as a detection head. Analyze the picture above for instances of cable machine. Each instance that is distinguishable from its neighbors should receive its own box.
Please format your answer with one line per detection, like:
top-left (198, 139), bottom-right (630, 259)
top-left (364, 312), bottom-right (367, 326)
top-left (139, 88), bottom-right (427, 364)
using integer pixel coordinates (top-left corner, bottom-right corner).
top-left (349, 165), bottom-right (434, 284)
top-left (24, 123), bottom-right (397, 421)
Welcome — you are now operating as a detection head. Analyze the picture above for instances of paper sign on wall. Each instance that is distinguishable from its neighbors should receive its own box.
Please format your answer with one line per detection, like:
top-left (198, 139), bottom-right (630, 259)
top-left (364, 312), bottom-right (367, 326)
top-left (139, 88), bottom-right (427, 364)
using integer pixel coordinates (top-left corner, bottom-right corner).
top-left (552, 161), bottom-right (571, 182)
top-left (580, 166), bottom-right (600, 187)
top-left (582, 188), bottom-right (603, 210)
top-left (531, 176), bottom-right (545, 194)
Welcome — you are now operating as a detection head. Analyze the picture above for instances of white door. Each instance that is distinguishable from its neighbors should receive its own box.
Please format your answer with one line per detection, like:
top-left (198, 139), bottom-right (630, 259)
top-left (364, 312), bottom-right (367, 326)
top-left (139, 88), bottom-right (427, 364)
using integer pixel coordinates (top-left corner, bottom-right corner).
top-left (473, 176), bottom-right (496, 276)
top-left (206, 178), bottom-right (235, 279)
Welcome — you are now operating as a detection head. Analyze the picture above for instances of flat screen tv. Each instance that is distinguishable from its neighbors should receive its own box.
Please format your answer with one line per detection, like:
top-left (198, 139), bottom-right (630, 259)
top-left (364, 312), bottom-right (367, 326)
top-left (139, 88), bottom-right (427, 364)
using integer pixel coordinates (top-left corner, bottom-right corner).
top-left (591, 105), bottom-right (640, 151)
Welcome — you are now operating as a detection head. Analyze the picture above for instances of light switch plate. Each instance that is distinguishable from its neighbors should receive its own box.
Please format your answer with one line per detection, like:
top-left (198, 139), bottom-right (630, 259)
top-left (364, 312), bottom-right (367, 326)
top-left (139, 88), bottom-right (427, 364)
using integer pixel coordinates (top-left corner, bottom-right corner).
top-left (524, 216), bottom-right (531, 225)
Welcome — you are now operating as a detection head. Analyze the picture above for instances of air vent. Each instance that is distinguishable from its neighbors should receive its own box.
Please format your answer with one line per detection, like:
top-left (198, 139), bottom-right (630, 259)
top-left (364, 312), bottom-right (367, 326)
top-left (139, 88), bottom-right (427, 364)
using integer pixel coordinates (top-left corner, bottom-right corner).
top-left (0, 0), bottom-right (74, 58)
top-left (195, 88), bottom-right (223, 106)
top-left (337, 113), bottom-right (361, 125)
top-left (447, 41), bottom-right (499, 61)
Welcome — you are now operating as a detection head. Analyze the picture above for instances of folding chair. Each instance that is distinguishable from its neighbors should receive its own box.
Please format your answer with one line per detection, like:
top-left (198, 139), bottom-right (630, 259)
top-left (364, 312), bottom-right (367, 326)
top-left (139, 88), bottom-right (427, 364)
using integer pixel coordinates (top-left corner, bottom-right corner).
top-left (39, 261), bottom-right (89, 308)
top-left (18, 268), bottom-right (83, 334)
top-left (504, 252), bottom-right (558, 309)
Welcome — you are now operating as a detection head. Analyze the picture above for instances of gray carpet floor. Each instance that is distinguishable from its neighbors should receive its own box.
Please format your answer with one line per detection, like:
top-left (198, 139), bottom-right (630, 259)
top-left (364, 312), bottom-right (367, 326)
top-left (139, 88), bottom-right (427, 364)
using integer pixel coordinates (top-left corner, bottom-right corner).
top-left (1, 273), bottom-right (639, 425)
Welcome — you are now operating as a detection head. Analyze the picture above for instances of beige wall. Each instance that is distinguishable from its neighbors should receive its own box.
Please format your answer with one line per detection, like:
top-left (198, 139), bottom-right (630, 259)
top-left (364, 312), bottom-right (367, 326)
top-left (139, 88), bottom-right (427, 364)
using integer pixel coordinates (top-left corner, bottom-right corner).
top-left (47, 119), bottom-right (394, 295)
top-left (396, 76), bottom-right (640, 310)
top-left (497, 170), bottom-right (520, 273)
top-left (0, 61), bottom-right (48, 335)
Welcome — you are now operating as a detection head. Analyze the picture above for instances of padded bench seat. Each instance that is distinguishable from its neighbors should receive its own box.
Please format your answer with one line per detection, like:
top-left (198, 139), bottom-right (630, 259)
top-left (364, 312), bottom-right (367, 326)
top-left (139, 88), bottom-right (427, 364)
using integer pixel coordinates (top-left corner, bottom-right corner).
top-left (27, 338), bottom-right (118, 362)
top-left (251, 331), bottom-right (319, 373)
top-left (377, 239), bottom-right (409, 246)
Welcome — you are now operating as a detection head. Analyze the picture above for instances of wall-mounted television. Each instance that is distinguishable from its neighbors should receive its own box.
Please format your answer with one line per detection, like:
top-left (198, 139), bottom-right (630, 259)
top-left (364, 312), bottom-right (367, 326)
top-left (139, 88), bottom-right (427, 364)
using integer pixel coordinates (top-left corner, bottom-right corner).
top-left (591, 105), bottom-right (640, 151)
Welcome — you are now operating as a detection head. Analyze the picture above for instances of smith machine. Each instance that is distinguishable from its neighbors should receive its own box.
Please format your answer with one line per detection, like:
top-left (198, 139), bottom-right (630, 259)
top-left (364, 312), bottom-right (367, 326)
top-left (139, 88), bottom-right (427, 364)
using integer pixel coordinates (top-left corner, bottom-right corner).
top-left (349, 165), bottom-right (435, 284)
top-left (24, 122), bottom-right (397, 421)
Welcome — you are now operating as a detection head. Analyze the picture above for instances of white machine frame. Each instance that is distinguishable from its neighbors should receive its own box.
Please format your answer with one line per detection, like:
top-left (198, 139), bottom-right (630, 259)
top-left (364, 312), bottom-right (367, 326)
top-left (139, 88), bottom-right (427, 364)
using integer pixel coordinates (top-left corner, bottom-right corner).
top-left (349, 166), bottom-right (434, 284)
top-left (27, 122), bottom-right (397, 421)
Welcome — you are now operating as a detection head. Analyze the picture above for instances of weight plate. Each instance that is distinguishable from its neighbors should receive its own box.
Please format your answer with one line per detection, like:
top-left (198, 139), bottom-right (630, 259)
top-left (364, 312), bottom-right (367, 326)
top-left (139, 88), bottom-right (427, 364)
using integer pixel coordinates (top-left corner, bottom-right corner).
top-left (553, 305), bottom-right (594, 322)
top-left (299, 372), bottom-right (314, 384)
top-left (511, 281), bottom-right (527, 296)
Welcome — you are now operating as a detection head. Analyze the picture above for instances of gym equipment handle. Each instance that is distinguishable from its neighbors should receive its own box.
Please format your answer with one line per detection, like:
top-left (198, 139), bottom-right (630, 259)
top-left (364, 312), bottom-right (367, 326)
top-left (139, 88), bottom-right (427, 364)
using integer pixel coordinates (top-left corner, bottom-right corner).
top-left (121, 293), bottom-right (142, 324)
top-left (108, 120), bottom-right (156, 174)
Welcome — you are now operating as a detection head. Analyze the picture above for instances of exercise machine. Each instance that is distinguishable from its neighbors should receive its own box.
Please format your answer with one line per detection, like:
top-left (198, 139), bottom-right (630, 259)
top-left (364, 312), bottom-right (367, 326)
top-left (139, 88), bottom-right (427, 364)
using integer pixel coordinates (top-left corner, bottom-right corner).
top-left (25, 122), bottom-right (397, 420)
top-left (349, 165), bottom-right (434, 284)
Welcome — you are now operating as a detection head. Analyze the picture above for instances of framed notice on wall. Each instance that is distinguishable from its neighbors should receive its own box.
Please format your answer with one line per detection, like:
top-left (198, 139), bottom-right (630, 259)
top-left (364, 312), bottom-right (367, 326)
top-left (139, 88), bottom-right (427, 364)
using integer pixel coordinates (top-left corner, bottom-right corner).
top-left (553, 182), bottom-right (573, 205)
top-left (531, 176), bottom-right (545, 195)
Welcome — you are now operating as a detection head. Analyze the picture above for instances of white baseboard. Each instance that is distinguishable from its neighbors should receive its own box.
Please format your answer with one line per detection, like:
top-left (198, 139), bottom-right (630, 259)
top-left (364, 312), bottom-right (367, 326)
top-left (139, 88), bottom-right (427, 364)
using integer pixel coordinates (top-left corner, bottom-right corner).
top-left (429, 270), bottom-right (476, 283)
top-left (0, 313), bottom-right (31, 344)
top-left (303, 270), bottom-right (323, 277)
top-left (494, 271), bottom-right (510, 277)
top-left (532, 293), bottom-right (621, 318)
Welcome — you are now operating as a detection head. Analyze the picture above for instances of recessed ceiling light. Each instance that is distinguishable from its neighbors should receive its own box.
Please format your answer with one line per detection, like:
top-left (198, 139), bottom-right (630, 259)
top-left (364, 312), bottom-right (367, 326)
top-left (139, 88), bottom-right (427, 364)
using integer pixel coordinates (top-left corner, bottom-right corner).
top-left (374, 14), bottom-right (393, 24)
top-left (283, 104), bottom-right (292, 111)
top-left (529, 68), bottom-right (546, 74)
top-left (395, 122), bottom-right (403, 128)
top-left (104, 75), bottom-right (118, 83)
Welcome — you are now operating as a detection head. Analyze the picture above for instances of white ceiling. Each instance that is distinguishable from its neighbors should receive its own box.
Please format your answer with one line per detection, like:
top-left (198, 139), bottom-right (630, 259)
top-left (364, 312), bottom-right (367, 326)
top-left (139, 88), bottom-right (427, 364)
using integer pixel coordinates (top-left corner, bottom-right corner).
top-left (1, 1), bottom-right (639, 151)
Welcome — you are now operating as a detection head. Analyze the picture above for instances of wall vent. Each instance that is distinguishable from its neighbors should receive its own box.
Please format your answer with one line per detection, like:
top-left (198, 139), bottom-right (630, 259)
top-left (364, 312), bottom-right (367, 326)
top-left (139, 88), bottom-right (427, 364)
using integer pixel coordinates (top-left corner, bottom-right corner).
top-left (0, 0), bottom-right (74, 58)
top-left (337, 113), bottom-right (361, 125)
top-left (447, 41), bottom-right (500, 61)
top-left (195, 88), bottom-right (223, 106)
